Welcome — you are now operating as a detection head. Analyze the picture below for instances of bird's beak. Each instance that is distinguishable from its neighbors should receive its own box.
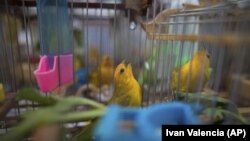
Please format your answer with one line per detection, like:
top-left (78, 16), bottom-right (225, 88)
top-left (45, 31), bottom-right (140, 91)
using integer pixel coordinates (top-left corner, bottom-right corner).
top-left (122, 60), bottom-right (129, 66)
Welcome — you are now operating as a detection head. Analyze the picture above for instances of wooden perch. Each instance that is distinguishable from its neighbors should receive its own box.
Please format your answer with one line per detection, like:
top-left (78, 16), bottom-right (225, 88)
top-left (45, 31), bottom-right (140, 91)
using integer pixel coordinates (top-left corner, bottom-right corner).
top-left (182, 3), bottom-right (203, 9)
top-left (146, 33), bottom-right (250, 46)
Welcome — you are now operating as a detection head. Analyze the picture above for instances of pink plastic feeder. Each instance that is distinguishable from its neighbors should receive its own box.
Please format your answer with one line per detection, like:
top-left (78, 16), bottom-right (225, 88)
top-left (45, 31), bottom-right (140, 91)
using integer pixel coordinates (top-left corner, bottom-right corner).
top-left (34, 54), bottom-right (73, 93)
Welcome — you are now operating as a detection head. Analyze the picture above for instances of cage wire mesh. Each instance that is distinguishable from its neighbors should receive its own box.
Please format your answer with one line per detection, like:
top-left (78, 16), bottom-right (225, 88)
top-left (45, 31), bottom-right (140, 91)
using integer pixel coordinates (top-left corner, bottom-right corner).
top-left (0, 0), bottom-right (250, 140)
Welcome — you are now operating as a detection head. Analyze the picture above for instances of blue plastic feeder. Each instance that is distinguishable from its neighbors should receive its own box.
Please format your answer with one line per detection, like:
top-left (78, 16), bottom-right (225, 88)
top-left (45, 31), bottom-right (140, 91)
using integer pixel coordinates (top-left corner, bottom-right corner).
top-left (94, 101), bottom-right (201, 141)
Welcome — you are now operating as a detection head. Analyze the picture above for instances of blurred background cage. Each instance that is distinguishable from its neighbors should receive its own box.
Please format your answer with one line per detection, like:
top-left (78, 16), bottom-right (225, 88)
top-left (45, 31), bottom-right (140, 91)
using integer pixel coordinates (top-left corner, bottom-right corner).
top-left (0, 0), bottom-right (250, 140)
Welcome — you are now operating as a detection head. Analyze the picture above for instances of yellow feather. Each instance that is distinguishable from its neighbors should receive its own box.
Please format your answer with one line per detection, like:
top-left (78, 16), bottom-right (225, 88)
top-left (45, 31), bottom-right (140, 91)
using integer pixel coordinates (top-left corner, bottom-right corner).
top-left (109, 62), bottom-right (142, 107)
top-left (89, 55), bottom-right (114, 88)
top-left (172, 49), bottom-right (210, 93)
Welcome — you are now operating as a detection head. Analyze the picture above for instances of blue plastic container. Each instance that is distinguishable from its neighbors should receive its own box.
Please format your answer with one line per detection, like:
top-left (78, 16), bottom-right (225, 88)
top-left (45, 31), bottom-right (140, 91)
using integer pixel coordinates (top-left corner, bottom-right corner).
top-left (94, 101), bottom-right (201, 141)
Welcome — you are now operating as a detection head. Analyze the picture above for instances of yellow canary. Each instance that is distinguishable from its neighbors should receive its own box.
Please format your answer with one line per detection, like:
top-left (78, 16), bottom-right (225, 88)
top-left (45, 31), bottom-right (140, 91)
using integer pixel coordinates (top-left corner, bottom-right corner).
top-left (0, 83), bottom-right (5, 102)
top-left (171, 49), bottom-right (210, 93)
top-left (89, 55), bottom-right (114, 88)
top-left (109, 61), bottom-right (142, 107)
top-left (89, 46), bottom-right (99, 66)
top-left (78, 61), bottom-right (142, 140)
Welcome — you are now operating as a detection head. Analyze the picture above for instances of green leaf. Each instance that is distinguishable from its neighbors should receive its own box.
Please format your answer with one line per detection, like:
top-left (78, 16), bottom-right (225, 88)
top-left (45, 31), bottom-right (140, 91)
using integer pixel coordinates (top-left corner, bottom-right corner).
top-left (177, 92), bottom-right (249, 124)
top-left (16, 87), bottom-right (57, 106)
top-left (202, 108), bottom-right (250, 125)
top-left (202, 107), bottom-right (224, 122)
top-left (1, 88), bottom-right (106, 141)
top-left (177, 92), bottom-right (239, 113)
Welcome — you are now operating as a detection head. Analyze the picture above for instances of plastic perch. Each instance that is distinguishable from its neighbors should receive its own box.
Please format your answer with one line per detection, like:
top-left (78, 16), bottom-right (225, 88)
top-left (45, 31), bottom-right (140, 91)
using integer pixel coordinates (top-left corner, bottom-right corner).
top-left (33, 54), bottom-right (73, 93)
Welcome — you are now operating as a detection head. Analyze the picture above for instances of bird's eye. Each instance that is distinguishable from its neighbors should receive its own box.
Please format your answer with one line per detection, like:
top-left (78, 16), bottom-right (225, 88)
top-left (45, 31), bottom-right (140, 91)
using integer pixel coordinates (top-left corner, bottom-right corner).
top-left (120, 68), bottom-right (125, 74)
top-left (206, 54), bottom-right (210, 58)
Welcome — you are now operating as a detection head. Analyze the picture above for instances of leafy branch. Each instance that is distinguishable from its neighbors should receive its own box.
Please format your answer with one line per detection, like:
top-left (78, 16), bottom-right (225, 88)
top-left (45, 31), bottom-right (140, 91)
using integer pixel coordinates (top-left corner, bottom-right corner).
top-left (203, 107), bottom-right (250, 125)
top-left (177, 92), bottom-right (249, 124)
top-left (0, 87), bottom-right (106, 141)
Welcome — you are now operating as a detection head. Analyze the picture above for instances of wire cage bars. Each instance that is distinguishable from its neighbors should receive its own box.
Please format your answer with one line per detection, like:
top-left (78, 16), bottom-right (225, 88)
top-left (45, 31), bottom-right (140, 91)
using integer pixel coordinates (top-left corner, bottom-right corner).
top-left (0, 0), bottom-right (250, 140)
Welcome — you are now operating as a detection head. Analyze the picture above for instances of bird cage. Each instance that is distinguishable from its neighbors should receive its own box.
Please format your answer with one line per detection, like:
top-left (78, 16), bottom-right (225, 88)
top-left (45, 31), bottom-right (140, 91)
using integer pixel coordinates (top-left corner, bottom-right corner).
top-left (0, 0), bottom-right (250, 141)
